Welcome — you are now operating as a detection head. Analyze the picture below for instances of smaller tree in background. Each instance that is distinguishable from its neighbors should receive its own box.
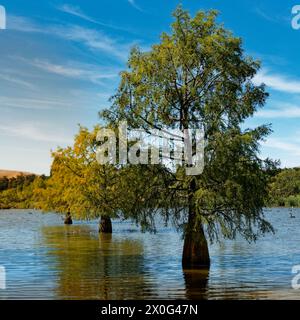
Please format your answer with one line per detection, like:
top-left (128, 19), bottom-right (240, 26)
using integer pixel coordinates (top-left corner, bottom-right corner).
top-left (42, 126), bottom-right (125, 233)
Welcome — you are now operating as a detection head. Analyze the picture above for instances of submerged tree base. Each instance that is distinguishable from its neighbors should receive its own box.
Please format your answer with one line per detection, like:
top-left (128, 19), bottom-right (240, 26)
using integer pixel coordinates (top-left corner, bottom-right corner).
top-left (64, 213), bottom-right (73, 225)
top-left (182, 227), bottom-right (210, 269)
top-left (99, 215), bottom-right (112, 233)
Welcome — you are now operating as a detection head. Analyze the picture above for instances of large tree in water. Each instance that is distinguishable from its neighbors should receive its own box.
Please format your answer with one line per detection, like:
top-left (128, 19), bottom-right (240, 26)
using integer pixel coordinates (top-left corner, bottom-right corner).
top-left (101, 7), bottom-right (277, 268)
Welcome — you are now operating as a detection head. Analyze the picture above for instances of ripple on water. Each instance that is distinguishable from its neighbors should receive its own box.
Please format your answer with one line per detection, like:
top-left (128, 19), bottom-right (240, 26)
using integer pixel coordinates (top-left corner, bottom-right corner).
top-left (0, 208), bottom-right (300, 299)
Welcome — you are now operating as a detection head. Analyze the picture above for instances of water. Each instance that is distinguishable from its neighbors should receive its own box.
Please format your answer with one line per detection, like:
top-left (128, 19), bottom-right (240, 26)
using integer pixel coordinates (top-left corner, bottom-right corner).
top-left (0, 208), bottom-right (300, 300)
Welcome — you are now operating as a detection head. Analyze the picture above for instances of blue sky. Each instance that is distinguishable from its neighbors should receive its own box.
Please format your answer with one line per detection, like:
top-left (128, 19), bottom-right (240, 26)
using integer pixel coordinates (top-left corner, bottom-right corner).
top-left (0, 0), bottom-right (300, 174)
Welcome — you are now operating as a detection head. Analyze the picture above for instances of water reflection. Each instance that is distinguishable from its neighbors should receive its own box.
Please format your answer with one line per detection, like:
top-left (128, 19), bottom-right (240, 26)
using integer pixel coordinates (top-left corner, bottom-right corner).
top-left (42, 225), bottom-right (151, 299)
top-left (183, 269), bottom-right (209, 299)
top-left (2, 209), bottom-right (300, 299)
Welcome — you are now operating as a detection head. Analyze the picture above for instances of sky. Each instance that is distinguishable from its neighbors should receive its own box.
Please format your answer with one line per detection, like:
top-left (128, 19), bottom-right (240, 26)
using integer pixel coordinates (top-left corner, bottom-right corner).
top-left (0, 0), bottom-right (300, 174)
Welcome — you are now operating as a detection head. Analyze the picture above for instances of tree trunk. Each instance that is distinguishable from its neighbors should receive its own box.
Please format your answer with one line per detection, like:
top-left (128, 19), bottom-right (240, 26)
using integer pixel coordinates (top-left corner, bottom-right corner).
top-left (182, 178), bottom-right (210, 269)
top-left (99, 215), bottom-right (112, 233)
top-left (182, 222), bottom-right (210, 269)
top-left (64, 212), bottom-right (73, 225)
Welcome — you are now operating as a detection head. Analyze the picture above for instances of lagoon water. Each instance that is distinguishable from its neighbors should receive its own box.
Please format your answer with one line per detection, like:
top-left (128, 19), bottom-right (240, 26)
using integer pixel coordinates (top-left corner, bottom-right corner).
top-left (0, 209), bottom-right (300, 299)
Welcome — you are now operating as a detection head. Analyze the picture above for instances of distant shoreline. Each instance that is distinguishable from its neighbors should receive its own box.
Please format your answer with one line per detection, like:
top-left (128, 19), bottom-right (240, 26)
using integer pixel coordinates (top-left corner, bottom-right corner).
top-left (0, 170), bottom-right (35, 179)
top-left (1, 206), bottom-right (299, 211)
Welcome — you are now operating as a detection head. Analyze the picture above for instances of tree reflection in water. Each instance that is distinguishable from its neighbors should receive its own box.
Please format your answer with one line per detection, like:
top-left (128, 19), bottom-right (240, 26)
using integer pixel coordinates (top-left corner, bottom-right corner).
top-left (183, 269), bottom-right (209, 299)
top-left (41, 225), bottom-right (151, 299)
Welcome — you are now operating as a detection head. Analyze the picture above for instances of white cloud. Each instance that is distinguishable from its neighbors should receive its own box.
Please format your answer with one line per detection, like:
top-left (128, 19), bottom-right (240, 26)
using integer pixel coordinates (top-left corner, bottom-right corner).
top-left (28, 59), bottom-right (118, 84)
top-left (263, 138), bottom-right (300, 158)
top-left (0, 96), bottom-right (71, 110)
top-left (8, 15), bottom-right (131, 61)
top-left (252, 69), bottom-right (300, 119)
top-left (254, 7), bottom-right (289, 24)
top-left (0, 123), bottom-right (72, 144)
top-left (33, 60), bottom-right (85, 77)
top-left (0, 73), bottom-right (35, 89)
top-left (253, 70), bottom-right (300, 94)
top-left (57, 4), bottom-right (132, 33)
top-left (256, 103), bottom-right (300, 118)
top-left (255, 7), bottom-right (278, 23)
top-left (58, 4), bottom-right (97, 23)
top-left (56, 25), bottom-right (129, 60)
top-left (128, 0), bottom-right (143, 12)
top-left (261, 138), bottom-right (300, 167)
top-left (8, 15), bottom-right (41, 32)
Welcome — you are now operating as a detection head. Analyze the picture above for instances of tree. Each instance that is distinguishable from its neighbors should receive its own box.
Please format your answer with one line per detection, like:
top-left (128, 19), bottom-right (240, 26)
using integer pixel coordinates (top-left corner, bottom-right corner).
top-left (42, 126), bottom-right (125, 232)
top-left (101, 6), bottom-right (277, 268)
top-left (0, 176), bottom-right (9, 191)
top-left (0, 174), bottom-right (46, 209)
top-left (268, 168), bottom-right (300, 207)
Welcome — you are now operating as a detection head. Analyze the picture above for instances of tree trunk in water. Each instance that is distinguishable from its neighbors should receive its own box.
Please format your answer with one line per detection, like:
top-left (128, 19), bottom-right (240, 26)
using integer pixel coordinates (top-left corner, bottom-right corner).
top-left (99, 215), bottom-right (112, 233)
top-left (182, 223), bottom-right (210, 269)
top-left (182, 178), bottom-right (210, 269)
top-left (64, 212), bottom-right (73, 225)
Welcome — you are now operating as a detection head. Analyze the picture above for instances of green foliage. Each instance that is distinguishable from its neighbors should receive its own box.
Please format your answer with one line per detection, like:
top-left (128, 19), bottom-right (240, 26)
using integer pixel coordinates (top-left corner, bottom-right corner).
top-left (0, 175), bottom-right (47, 209)
top-left (40, 126), bottom-right (126, 220)
top-left (0, 7), bottom-right (282, 250)
top-left (0, 174), bottom-right (36, 191)
top-left (101, 6), bottom-right (277, 242)
top-left (268, 168), bottom-right (300, 207)
top-left (0, 176), bottom-right (9, 191)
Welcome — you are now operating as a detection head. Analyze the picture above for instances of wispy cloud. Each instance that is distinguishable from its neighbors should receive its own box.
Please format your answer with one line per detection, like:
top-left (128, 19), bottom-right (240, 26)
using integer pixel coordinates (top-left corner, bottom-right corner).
top-left (57, 4), bottom-right (100, 24)
top-left (0, 123), bottom-right (72, 143)
top-left (0, 96), bottom-right (71, 110)
top-left (8, 15), bottom-right (132, 61)
top-left (56, 25), bottom-right (130, 60)
top-left (28, 59), bottom-right (118, 84)
top-left (256, 103), bottom-right (300, 118)
top-left (263, 138), bottom-right (300, 157)
top-left (249, 51), bottom-right (287, 66)
top-left (253, 70), bottom-right (300, 94)
top-left (8, 15), bottom-right (41, 32)
top-left (255, 7), bottom-right (278, 23)
top-left (254, 7), bottom-right (289, 24)
top-left (57, 4), bottom-right (133, 33)
top-left (128, 0), bottom-right (143, 12)
top-left (0, 73), bottom-right (35, 89)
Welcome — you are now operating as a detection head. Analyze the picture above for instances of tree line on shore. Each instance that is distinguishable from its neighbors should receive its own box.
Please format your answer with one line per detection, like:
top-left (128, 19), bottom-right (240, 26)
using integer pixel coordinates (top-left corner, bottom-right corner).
top-left (0, 7), bottom-right (285, 269)
top-left (2, 164), bottom-right (296, 211)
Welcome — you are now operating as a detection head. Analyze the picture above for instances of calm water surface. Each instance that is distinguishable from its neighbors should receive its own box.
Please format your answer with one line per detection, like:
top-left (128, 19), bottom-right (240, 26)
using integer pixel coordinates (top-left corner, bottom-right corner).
top-left (0, 209), bottom-right (300, 300)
